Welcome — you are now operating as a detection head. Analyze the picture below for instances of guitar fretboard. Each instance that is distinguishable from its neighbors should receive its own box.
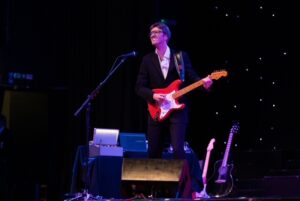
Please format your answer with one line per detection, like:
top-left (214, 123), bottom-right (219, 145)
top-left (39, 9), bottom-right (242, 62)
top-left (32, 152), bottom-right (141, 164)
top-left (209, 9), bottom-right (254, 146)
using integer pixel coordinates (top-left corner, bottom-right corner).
top-left (172, 70), bottom-right (228, 99)
top-left (173, 80), bottom-right (204, 99)
top-left (222, 132), bottom-right (234, 167)
top-left (221, 123), bottom-right (239, 167)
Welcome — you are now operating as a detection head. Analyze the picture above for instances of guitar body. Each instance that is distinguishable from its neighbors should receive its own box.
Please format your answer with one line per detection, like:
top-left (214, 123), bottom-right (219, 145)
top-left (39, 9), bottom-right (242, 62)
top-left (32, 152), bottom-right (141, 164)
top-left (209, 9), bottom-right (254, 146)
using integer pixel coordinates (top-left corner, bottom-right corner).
top-left (206, 160), bottom-right (234, 198)
top-left (148, 79), bottom-right (185, 121)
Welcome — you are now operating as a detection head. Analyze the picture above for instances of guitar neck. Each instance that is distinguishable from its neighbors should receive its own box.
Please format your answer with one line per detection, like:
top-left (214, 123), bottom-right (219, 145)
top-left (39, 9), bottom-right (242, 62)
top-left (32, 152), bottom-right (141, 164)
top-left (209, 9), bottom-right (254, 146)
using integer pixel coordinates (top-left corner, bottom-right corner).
top-left (222, 133), bottom-right (234, 167)
top-left (202, 150), bottom-right (212, 184)
top-left (173, 79), bottom-right (204, 99)
top-left (202, 138), bottom-right (215, 185)
top-left (173, 70), bottom-right (228, 99)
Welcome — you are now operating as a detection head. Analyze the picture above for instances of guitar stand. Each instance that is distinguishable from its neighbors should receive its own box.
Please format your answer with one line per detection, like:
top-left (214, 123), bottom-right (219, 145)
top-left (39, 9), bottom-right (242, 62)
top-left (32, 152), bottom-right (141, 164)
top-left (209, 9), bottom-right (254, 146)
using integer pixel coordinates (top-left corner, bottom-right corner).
top-left (198, 189), bottom-right (210, 199)
top-left (192, 186), bottom-right (210, 200)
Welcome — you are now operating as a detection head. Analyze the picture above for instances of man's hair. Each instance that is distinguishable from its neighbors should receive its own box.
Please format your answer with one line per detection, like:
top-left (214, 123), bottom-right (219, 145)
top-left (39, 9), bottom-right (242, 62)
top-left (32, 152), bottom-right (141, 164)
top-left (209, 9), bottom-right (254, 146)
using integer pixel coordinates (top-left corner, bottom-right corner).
top-left (150, 22), bottom-right (171, 41)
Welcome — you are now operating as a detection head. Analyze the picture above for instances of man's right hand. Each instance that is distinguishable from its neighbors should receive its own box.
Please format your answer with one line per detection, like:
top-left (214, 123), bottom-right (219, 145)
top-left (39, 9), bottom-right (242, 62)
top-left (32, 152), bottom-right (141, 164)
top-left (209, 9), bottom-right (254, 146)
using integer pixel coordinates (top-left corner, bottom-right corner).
top-left (153, 93), bottom-right (166, 104)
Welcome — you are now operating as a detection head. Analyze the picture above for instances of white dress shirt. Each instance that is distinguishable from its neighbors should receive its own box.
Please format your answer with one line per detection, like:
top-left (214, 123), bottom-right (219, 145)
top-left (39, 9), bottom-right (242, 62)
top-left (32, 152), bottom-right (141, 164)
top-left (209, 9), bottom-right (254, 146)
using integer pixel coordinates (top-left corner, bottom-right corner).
top-left (156, 47), bottom-right (171, 79)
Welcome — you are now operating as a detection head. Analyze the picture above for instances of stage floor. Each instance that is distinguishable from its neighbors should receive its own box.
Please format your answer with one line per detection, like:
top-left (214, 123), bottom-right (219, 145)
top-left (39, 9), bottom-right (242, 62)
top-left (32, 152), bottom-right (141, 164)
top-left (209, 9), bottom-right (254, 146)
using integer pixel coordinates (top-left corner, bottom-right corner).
top-left (64, 195), bottom-right (300, 201)
top-left (65, 198), bottom-right (300, 201)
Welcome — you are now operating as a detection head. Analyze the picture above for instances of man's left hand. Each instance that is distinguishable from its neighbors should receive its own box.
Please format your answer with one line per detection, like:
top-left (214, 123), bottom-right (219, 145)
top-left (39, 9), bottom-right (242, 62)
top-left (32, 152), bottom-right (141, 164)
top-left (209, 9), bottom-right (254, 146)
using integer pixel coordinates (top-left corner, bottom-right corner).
top-left (203, 76), bottom-right (213, 90)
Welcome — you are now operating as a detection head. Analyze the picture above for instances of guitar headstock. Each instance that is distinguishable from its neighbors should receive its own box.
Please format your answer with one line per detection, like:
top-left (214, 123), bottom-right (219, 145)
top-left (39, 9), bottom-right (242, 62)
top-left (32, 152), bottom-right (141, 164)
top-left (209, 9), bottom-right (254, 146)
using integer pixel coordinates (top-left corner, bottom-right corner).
top-left (207, 138), bottom-right (216, 151)
top-left (230, 121), bottom-right (240, 135)
top-left (209, 70), bottom-right (228, 80)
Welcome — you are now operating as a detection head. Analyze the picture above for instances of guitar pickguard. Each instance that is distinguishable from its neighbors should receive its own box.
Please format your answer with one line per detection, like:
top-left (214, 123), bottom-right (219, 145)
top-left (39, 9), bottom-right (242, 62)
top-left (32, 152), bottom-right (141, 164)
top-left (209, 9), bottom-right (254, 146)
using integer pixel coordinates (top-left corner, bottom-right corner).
top-left (158, 91), bottom-right (183, 119)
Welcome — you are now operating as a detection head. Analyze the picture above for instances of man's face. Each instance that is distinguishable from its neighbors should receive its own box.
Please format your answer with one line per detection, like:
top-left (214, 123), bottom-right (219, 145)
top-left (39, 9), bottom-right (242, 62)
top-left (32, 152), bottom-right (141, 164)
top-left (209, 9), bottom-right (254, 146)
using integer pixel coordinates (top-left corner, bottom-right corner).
top-left (149, 27), bottom-right (168, 46)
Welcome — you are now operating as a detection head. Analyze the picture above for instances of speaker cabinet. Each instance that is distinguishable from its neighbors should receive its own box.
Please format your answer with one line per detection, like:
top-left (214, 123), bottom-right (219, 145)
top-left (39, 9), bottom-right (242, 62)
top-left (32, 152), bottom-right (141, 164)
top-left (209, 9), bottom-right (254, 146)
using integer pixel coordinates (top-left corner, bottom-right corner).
top-left (121, 158), bottom-right (192, 199)
top-left (2, 90), bottom-right (48, 136)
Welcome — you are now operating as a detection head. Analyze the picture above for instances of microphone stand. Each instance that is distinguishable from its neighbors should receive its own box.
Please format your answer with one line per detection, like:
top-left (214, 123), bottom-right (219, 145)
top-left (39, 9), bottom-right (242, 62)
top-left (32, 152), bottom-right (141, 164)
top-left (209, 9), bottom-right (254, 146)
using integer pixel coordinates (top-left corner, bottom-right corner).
top-left (72, 56), bottom-right (129, 200)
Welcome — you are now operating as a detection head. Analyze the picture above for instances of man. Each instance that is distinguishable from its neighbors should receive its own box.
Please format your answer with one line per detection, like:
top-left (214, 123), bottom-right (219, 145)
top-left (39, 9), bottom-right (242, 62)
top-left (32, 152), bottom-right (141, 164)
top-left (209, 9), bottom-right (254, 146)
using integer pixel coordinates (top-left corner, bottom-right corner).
top-left (135, 22), bottom-right (213, 159)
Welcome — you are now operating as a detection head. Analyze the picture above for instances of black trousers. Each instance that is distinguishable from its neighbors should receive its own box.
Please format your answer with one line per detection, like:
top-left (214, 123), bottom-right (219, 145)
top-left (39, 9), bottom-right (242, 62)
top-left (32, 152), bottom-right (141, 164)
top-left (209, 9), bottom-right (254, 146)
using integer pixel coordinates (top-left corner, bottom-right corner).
top-left (147, 111), bottom-right (187, 159)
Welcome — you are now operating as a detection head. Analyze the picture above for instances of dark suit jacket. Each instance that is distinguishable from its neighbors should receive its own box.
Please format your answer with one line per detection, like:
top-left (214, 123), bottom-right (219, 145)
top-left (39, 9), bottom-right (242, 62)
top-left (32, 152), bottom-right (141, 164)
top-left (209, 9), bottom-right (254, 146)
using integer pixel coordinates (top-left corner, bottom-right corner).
top-left (135, 49), bottom-right (201, 124)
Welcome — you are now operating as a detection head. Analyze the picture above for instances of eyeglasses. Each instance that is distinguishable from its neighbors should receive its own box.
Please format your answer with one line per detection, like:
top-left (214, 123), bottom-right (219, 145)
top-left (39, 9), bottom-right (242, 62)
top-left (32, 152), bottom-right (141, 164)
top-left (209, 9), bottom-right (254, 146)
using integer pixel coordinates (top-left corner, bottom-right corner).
top-left (149, 30), bottom-right (163, 36)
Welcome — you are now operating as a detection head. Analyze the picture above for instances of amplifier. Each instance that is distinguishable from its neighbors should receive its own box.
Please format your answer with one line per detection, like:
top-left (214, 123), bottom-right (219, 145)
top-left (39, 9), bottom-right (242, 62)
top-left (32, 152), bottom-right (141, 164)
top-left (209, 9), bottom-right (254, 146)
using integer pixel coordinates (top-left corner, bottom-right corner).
top-left (89, 144), bottom-right (123, 157)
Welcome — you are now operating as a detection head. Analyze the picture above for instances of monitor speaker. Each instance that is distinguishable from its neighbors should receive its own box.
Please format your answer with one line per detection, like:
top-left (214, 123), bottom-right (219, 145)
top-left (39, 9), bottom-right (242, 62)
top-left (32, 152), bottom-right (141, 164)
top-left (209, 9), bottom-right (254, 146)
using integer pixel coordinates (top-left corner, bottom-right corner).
top-left (121, 158), bottom-right (192, 199)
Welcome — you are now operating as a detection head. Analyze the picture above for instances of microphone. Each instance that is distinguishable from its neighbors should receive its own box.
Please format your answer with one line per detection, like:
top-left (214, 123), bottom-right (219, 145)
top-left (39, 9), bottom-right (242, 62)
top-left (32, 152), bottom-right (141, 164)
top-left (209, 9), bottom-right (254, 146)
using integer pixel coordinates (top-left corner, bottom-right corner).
top-left (120, 51), bottom-right (138, 58)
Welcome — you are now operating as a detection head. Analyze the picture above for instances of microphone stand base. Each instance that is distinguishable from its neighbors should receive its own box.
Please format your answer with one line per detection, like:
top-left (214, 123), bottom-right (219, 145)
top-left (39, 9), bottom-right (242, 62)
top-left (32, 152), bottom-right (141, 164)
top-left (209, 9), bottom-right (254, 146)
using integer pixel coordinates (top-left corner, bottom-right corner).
top-left (64, 190), bottom-right (103, 201)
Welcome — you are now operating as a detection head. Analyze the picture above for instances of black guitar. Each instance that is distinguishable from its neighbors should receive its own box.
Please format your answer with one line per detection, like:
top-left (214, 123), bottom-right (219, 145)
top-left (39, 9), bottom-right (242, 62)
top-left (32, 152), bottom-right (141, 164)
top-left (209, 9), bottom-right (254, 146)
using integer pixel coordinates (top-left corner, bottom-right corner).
top-left (206, 122), bottom-right (239, 198)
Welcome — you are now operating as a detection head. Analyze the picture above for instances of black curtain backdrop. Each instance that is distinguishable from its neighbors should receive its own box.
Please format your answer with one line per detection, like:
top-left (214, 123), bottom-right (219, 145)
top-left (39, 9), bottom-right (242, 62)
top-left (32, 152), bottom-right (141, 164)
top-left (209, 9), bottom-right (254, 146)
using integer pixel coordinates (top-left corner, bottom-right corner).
top-left (0, 0), bottom-right (299, 200)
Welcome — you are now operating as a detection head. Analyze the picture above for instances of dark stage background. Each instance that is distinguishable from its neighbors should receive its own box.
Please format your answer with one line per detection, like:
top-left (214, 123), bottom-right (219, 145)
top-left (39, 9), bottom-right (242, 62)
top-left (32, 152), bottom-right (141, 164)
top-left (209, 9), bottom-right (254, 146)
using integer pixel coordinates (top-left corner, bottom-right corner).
top-left (0, 0), bottom-right (299, 200)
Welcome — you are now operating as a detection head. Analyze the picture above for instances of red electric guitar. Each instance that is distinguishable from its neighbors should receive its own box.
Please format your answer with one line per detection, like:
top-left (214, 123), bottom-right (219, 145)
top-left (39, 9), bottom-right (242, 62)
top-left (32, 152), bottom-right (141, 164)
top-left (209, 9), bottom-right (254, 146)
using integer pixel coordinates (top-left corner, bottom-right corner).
top-left (148, 70), bottom-right (228, 122)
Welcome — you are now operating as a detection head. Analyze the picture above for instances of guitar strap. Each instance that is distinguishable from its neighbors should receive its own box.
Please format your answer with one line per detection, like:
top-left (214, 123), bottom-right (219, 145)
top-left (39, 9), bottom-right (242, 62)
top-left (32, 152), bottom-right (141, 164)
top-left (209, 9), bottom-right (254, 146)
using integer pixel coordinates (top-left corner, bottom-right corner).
top-left (174, 51), bottom-right (185, 82)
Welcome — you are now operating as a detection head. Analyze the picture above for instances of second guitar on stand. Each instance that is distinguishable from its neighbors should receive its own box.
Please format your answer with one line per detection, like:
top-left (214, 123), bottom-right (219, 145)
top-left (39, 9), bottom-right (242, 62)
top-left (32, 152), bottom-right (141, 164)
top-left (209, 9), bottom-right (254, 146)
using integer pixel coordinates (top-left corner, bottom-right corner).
top-left (206, 122), bottom-right (240, 198)
top-left (194, 138), bottom-right (215, 199)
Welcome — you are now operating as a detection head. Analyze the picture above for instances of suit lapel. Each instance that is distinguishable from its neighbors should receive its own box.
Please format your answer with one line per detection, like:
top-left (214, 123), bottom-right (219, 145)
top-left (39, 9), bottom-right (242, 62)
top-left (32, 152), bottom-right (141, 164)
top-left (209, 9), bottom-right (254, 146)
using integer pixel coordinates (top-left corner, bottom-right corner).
top-left (168, 51), bottom-right (176, 78)
top-left (150, 50), bottom-right (177, 82)
top-left (150, 53), bottom-right (165, 81)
